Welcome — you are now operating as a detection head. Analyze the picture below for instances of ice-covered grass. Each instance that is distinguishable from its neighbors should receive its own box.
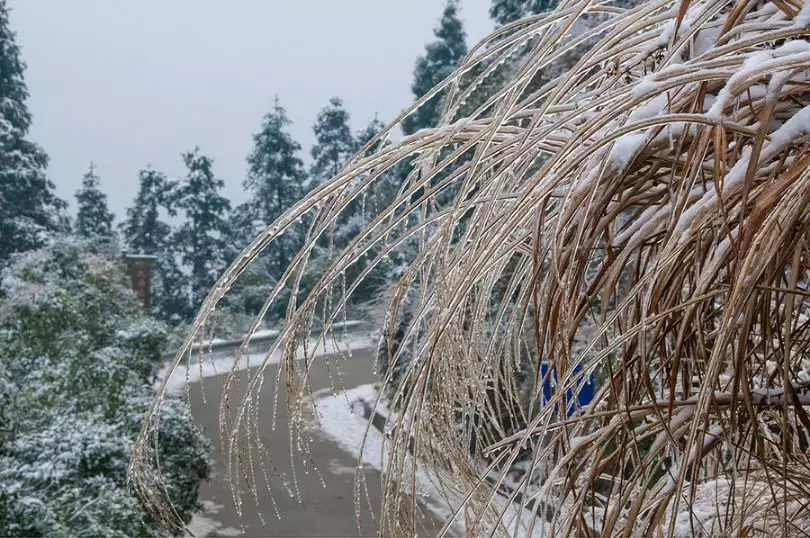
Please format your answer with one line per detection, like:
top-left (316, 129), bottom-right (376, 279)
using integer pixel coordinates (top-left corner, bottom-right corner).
top-left (315, 384), bottom-right (545, 537)
top-left (184, 320), bottom-right (368, 352)
top-left (156, 333), bottom-right (374, 394)
top-left (315, 384), bottom-right (465, 532)
top-left (136, 0), bottom-right (810, 535)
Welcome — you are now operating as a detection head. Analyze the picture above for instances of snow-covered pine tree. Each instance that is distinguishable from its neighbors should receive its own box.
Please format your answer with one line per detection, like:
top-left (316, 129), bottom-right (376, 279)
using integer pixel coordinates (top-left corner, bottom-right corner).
top-left (490, 0), bottom-right (632, 25)
top-left (320, 116), bottom-right (393, 305)
top-left (121, 167), bottom-right (175, 255)
top-left (355, 115), bottom-right (398, 216)
top-left (400, 0), bottom-right (467, 136)
top-left (302, 99), bottom-right (366, 314)
top-left (156, 258), bottom-right (195, 324)
top-left (489, 0), bottom-right (557, 26)
top-left (74, 163), bottom-right (115, 239)
top-left (310, 97), bottom-right (355, 189)
top-left (173, 148), bottom-right (231, 312)
top-left (355, 114), bottom-right (385, 154)
top-left (244, 97), bottom-right (307, 277)
top-left (0, 0), bottom-right (66, 263)
top-left (224, 202), bottom-right (259, 265)
top-left (121, 167), bottom-right (189, 322)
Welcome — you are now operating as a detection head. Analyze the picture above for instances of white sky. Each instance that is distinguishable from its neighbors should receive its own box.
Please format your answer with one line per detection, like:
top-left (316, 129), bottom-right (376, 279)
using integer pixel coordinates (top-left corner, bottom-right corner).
top-left (8, 1), bottom-right (494, 218)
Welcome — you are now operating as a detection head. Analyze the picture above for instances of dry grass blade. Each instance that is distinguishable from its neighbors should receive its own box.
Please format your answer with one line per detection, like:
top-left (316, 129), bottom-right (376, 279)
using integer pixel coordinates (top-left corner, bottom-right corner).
top-left (132, 0), bottom-right (810, 535)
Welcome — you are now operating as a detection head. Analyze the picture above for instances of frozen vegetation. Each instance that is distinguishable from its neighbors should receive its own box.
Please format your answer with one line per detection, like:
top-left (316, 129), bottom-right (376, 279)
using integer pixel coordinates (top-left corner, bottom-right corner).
top-left (0, 240), bottom-right (210, 536)
top-left (5, 0), bottom-right (810, 535)
top-left (141, 0), bottom-right (810, 536)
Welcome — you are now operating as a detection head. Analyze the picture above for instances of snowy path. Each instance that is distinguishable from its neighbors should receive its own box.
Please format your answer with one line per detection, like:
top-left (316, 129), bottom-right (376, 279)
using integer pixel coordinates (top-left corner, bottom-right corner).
top-left (181, 343), bottom-right (446, 537)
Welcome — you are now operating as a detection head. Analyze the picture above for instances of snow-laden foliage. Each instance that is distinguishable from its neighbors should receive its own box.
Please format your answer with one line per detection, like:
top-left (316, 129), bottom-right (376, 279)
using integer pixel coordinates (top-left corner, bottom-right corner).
top-left (120, 168), bottom-right (187, 324)
top-left (310, 97), bottom-right (356, 189)
top-left (490, 0), bottom-right (558, 26)
top-left (173, 148), bottom-right (232, 314)
top-left (402, 0), bottom-right (468, 136)
top-left (121, 168), bottom-right (177, 258)
top-left (0, 239), bottom-right (209, 537)
top-left (238, 98), bottom-right (309, 285)
top-left (0, 0), bottom-right (66, 263)
top-left (139, 0), bottom-right (810, 535)
top-left (75, 163), bottom-right (115, 240)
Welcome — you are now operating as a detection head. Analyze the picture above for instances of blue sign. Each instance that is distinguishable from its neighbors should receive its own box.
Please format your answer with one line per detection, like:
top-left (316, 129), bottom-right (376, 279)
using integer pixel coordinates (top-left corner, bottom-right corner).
top-left (539, 362), bottom-right (595, 417)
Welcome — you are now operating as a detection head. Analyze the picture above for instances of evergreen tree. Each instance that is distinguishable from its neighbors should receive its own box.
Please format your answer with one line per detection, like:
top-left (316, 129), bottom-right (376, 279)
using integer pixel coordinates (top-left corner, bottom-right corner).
top-left (244, 98), bottom-right (308, 276)
top-left (121, 167), bottom-right (175, 255)
top-left (120, 167), bottom-right (188, 322)
top-left (355, 114), bottom-right (386, 154)
top-left (74, 163), bottom-right (114, 239)
top-left (155, 256), bottom-right (194, 323)
top-left (173, 148), bottom-right (231, 313)
top-left (336, 115), bottom-right (400, 304)
top-left (0, 0), bottom-right (66, 263)
top-left (489, 0), bottom-right (557, 26)
top-left (224, 202), bottom-right (260, 265)
top-left (356, 115), bottom-right (399, 208)
top-left (310, 97), bottom-right (355, 188)
top-left (401, 1), bottom-right (467, 135)
top-left (399, 2), bottom-right (469, 208)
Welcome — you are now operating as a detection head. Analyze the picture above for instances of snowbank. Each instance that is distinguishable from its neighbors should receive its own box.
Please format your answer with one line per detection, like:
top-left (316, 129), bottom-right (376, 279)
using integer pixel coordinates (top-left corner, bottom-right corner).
top-left (314, 384), bottom-right (546, 537)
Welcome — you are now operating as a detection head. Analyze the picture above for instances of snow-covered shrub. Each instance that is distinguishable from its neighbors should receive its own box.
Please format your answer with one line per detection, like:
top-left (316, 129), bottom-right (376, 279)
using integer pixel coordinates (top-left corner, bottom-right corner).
top-left (0, 239), bottom-right (210, 537)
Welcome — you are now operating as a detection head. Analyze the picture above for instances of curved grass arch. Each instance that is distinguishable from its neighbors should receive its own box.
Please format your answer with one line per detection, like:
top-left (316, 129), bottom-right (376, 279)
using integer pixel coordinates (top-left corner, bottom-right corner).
top-left (132, 0), bottom-right (810, 535)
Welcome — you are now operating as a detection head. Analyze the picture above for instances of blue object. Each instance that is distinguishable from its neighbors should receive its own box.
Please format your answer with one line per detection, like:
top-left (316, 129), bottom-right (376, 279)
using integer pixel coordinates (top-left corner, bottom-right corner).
top-left (539, 361), bottom-right (595, 417)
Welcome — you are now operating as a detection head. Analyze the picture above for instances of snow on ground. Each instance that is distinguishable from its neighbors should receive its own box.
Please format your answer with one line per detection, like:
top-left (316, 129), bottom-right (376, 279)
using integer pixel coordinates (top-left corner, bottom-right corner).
top-left (314, 383), bottom-right (465, 534)
top-left (314, 384), bottom-right (546, 537)
top-left (181, 330), bottom-right (375, 537)
top-left (171, 329), bottom-right (543, 535)
top-left (183, 321), bottom-right (368, 354)
top-left (185, 500), bottom-right (241, 537)
top-left (157, 333), bottom-right (375, 394)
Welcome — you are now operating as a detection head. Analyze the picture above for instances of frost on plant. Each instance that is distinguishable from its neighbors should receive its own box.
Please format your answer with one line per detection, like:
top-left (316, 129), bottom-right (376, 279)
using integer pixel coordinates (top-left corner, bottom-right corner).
top-left (138, 0), bottom-right (810, 536)
top-left (0, 239), bottom-right (210, 537)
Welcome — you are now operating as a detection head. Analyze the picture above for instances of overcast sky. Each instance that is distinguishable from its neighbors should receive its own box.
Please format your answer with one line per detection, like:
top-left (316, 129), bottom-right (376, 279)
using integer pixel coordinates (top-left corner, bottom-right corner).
top-left (8, 1), bottom-right (493, 218)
